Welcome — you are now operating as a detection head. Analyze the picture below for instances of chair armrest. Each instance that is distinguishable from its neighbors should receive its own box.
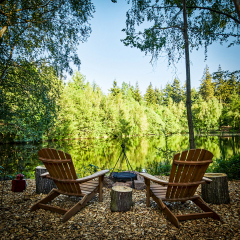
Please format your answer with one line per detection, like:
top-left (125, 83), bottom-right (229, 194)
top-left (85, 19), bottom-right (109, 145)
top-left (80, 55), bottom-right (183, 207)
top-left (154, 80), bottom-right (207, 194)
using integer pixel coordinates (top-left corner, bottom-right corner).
top-left (76, 170), bottom-right (109, 183)
top-left (139, 172), bottom-right (169, 186)
top-left (202, 177), bottom-right (212, 184)
top-left (40, 172), bottom-right (49, 178)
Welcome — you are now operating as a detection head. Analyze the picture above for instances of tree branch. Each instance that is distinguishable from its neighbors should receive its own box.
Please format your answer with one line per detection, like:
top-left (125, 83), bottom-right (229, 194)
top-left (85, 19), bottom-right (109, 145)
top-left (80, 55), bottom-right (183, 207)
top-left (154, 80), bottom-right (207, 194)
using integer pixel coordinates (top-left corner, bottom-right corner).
top-left (153, 25), bottom-right (183, 31)
top-left (187, 6), bottom-right (240, 24)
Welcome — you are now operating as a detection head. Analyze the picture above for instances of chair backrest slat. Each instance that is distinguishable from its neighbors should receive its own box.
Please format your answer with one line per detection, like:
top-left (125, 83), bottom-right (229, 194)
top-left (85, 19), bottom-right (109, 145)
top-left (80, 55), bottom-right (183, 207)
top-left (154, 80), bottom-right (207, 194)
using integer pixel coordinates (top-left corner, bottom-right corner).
top-left (166, 152), bottom-right (180, 198)
top-left (39, 149), bottom-right (62, 191)
top-left (64, 152), bottom-right (82, 194)
top-left (177, 149), bottom-right (202, 198)
top-left (38, 148), bottom-right (82, 195)
top-left (50, 148), bottom-right (69, 193)
top-left (166, 149), bottom-right (213, 199)
top-left (57, 150), bottom-right (75, 193)
top-left (186, 150), bottom-right (213, 197)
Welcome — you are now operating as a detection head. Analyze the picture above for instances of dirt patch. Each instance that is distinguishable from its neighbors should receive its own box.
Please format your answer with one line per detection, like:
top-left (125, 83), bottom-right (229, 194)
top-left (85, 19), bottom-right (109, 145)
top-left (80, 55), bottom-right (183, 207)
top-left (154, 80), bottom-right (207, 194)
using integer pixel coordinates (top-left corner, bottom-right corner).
top-left (0, 177), bottom-right (239, 239)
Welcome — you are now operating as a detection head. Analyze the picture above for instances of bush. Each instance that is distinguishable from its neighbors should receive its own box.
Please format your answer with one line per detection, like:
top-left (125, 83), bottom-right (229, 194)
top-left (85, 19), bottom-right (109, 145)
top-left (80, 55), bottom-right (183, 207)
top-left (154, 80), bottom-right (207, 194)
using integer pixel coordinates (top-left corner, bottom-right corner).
top-left (207, 154), bottom-right (240, 180)
top-left (146, 160), bottom-right (171, 176)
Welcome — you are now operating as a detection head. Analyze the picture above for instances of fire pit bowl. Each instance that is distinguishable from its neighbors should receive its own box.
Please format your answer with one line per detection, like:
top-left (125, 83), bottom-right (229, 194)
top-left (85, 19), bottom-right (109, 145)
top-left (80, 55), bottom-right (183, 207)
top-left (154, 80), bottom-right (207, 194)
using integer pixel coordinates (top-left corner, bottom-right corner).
top-left (112, 172), bottom-right (137, 182)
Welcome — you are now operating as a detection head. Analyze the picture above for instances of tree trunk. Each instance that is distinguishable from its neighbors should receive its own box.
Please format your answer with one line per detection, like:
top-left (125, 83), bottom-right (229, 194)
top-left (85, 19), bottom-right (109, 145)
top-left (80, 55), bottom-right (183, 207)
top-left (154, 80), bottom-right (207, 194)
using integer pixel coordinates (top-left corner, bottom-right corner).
top-left (182, 0), bottom-right (195, 149)
top-left (35, 166), bottom-right (57, 194)
top-left (201, 173), bottom-right (230, 204)
top-left (110, 186), bottom-right (133, 212)
top-left (233, 0), bottom-right (240, 21)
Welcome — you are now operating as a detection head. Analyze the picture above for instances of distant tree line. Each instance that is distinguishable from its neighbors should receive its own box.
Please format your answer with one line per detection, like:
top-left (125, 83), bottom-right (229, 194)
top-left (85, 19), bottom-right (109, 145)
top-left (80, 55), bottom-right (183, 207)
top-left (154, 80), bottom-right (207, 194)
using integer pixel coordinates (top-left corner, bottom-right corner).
top-left (1, 65), bottom-right (239, 143)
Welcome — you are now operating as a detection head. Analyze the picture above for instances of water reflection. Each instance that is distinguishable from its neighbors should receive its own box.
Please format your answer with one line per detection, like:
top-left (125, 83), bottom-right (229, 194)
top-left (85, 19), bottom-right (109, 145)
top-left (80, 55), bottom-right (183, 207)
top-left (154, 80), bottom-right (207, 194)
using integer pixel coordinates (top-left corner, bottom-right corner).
top-left (0, 135), bottom-right (239, 178)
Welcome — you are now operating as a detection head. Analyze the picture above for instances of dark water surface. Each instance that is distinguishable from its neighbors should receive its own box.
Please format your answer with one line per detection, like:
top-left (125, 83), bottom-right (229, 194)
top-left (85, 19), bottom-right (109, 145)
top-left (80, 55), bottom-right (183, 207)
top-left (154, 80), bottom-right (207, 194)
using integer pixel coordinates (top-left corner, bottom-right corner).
top-left (1, 134), bottom-right (239, 179)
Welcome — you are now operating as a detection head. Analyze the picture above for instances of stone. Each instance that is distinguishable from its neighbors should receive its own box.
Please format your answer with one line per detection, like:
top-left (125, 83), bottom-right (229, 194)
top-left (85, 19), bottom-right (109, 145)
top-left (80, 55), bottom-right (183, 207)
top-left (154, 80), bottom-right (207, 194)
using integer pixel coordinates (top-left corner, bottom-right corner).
top-left (134, 180), bottom-right (146, 190)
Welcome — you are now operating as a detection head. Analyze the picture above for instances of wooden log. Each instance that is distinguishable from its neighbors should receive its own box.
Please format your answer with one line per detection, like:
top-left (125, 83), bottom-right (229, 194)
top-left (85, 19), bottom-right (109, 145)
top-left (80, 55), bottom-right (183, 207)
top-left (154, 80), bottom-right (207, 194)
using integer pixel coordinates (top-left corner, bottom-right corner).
top-left (110, 186), bottom-right (133, 212)
top-left (201, 173), bottom-right (230, 204)
top-left (35, 166), bottom-right (57, 194)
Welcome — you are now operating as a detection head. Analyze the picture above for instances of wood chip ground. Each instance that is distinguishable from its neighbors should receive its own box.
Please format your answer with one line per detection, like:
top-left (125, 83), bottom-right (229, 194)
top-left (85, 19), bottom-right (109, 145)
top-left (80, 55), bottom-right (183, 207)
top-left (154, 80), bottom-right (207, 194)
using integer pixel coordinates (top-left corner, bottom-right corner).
top-left (0, 176), bottom-right (239, 239)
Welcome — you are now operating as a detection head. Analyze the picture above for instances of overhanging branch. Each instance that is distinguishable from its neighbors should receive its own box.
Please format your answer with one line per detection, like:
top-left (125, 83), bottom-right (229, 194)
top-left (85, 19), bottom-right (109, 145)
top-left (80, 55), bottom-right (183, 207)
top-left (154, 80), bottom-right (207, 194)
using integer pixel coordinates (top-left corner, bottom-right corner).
top-left (187, 6), bottom-right (240, 25)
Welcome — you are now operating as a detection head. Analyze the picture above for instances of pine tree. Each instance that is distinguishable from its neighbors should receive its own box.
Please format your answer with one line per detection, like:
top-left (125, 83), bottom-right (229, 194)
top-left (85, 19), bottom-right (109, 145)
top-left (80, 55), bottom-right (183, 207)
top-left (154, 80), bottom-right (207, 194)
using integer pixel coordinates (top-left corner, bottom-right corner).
top-left (109, 80), bottom-right (120, 96)
top-left (171, 78), bottom-right (184, 103)
top-left (133, 82), bottom-right (142, 102)
top-left (144, 83), bottom-right (156, 105)
top-left (163, 83), bottom-right (173, 105)
top-left (154, 87), bottom-right (164, 105)
top-left (213, 65), bottom-right (229, 104)
top-left (199, 66), bottom-right (215, 101)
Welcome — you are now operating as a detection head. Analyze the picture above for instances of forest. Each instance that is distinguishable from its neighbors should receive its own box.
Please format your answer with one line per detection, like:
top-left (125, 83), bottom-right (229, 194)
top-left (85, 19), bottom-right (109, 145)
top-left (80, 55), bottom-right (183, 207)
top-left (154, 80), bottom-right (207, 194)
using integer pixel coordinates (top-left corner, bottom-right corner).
top-left (1, 0), bottom-right (240, 144)
top-left (1, 65), bottom-right (239, 144)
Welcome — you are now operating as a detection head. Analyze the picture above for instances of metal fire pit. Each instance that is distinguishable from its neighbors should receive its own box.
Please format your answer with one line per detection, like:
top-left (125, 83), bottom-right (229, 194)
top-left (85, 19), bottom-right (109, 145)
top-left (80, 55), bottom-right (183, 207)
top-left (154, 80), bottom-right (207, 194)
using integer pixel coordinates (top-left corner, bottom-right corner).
top-left (112, 172), bottom-right (137, 182)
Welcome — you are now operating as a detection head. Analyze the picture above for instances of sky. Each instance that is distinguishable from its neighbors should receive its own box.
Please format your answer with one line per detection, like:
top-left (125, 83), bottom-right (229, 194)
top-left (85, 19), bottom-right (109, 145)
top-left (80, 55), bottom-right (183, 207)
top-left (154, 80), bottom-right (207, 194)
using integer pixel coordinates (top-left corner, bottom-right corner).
top-left (68, 0), bottom-right (240, 95)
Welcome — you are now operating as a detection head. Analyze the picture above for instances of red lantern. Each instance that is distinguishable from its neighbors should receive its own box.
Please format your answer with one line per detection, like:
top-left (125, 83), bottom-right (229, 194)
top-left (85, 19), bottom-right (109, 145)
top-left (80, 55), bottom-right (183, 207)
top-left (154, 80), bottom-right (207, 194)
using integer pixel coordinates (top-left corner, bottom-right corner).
top-left (11, 174), bottom-right (27, 192)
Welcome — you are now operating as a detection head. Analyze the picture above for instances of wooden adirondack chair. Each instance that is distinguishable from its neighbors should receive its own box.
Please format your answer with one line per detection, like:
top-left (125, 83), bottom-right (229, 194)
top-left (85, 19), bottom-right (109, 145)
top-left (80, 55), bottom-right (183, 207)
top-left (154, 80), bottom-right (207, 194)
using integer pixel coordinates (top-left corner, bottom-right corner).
top-left (140, 149), bottom-right (221, 228)
top-left (31, 148), bottom-right (109, 222)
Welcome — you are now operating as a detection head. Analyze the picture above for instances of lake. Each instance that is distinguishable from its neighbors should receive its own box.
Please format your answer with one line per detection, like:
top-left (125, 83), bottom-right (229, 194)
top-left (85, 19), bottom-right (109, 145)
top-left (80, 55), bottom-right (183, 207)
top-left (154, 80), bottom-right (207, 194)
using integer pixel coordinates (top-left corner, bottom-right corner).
top-left (0, 134), bottom-right (239, 179)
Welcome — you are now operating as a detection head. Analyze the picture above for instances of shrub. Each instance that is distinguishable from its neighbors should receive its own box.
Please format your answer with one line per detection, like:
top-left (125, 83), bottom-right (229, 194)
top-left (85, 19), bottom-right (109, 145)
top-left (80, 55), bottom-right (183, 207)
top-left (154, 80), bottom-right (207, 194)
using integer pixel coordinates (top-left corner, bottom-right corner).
top-left (146, 160), bottom-right (171, 176)
top-left (207, 154), bottom-right (240, 180)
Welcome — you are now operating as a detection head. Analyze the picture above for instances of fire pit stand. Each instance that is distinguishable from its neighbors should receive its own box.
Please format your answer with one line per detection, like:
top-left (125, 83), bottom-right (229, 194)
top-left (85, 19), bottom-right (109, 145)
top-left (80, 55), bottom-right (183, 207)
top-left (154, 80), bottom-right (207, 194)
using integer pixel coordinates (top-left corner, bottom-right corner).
top-left (111, 143), bottom-right (137, 188)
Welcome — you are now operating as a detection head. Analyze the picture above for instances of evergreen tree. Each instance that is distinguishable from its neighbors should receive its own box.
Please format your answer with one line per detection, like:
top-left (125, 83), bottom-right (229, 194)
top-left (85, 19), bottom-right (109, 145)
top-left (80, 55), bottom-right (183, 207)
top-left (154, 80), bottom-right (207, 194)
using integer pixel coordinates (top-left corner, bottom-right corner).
top-left (109, 80), bottom-right (120, 96)
top-left (133, 82), bottom-right (142, 102)
top-left (214, 65), bottom-right (229, 103)
top-left (154, 87), bottom-right (164, 105)
top-left (163, 83), bottom-right (173, 105)
top-left (227, 90), bottom-right (240, 129)
top-left (144, 83), bottom-right (156, 105)
top-left (199, 66), bottom-right (215, 101)
top-left (171, 78), bottom-right (184, 103)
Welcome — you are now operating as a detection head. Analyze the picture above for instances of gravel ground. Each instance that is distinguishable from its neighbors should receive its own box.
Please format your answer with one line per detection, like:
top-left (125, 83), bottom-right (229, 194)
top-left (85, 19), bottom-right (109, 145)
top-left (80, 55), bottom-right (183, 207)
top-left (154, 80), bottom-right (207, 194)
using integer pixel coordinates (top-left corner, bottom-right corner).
top-left (0, 177), bottom-right (239, 239)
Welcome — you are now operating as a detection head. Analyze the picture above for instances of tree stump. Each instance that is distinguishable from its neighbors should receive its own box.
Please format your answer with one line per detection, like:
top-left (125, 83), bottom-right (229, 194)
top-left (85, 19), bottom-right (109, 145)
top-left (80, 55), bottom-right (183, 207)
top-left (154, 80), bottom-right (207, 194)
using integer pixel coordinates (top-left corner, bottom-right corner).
top-left (110, 186), bottom-right (133, 212)
top-left (35, 166), bottom-right (57, 194)
top-left (201, 173), bottom-right (230, 204)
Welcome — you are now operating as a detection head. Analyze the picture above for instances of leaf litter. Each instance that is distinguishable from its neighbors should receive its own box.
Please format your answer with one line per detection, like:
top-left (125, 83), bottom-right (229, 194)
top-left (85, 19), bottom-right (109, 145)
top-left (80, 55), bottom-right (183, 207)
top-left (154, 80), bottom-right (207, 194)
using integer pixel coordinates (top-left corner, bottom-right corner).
top-left (0, 177), bottom-right (239, 239)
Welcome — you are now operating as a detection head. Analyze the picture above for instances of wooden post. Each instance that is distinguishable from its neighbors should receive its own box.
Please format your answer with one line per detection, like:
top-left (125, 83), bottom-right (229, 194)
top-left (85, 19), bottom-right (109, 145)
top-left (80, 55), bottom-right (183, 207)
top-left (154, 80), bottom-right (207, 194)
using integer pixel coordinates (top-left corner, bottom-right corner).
top-left (201, 173), bottom-right (230, 204)
top-left (35, 166), bottom-right (57, 194)
top-left (110, 186), bottom-right (133, 212)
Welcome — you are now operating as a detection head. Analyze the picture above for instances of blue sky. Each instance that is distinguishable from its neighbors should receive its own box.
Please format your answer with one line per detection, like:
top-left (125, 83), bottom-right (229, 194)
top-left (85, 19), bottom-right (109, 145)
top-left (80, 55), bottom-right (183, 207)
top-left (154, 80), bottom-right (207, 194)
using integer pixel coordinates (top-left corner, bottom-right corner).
top-left (69, 0), bottom-right (240, 95)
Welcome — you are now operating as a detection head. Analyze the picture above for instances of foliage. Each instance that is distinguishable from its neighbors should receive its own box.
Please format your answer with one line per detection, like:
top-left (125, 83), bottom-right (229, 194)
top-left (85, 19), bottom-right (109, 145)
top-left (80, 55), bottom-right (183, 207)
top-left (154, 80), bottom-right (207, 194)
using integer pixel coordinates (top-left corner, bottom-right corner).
top-left (227, 90), bottom-right (240, 129)
top-left (122, 0), bottom-right (240, 64)
top-left (133, 82), bottom-right (142, 102)
top-left (78, 164), bottom-right (100, 178)
top-left (192, 96), bottom-right (223, 132)
top-left (110, 81), bottom-right (121, 96)
top-left (207, 153), bottom-right (240, 180)
top-left (144, 83), bottom-right (156, 105)
top-left (146, 160), bottom-right (172, 176)
top-left (0, 64), bottom-right (63, 143)
top-left (199, 66), bottom-right (215, 101)
top-left (0, 0), bottom-right (95, 80)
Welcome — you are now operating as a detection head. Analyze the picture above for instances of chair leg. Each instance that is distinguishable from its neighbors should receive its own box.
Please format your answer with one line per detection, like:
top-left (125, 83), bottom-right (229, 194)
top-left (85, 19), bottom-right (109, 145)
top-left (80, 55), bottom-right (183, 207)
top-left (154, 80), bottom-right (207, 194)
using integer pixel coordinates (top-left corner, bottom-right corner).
top-left (30, 189), bottom-right (60, 212)
top-left (99, 176), bottom-right (104, 202)
top-left (62, 191), bottom-right (96, 222)
top-left (193, 197), bottom-right (221, 220)
top-left (145, 179), bottom-right (151, 207)
top-left (152, 195), bottom-right (180, 228)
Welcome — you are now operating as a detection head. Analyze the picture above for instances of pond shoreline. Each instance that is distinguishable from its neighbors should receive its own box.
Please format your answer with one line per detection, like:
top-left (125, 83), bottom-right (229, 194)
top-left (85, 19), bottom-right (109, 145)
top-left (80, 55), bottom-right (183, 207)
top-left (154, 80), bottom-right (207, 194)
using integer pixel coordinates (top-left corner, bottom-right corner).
top-left (1, 131), bottom-right (240, 145)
